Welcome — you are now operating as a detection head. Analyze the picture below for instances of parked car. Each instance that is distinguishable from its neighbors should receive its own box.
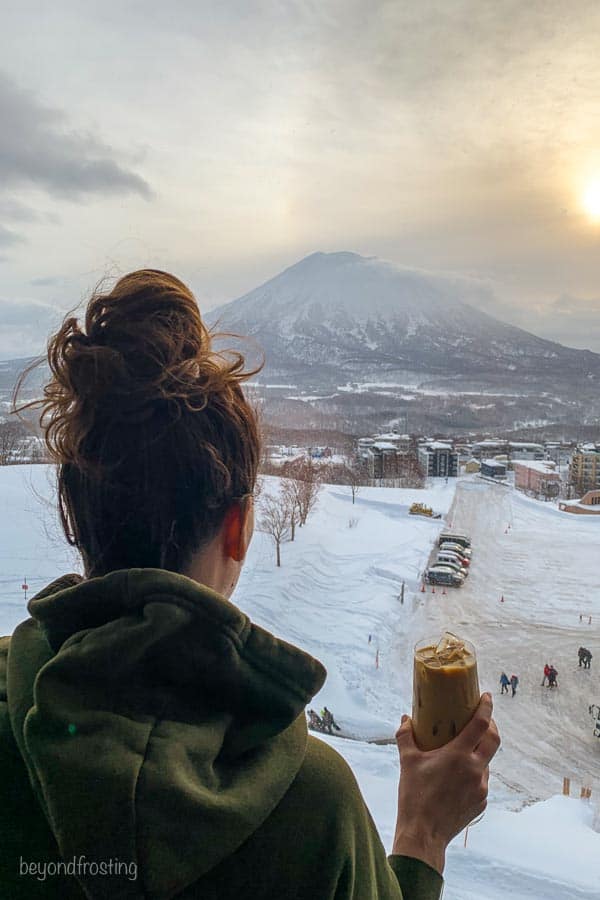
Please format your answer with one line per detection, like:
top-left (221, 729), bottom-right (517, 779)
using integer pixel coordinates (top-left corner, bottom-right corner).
top-left (437, 553), bottom-right (469, 574)
top-left (426, 566), bottom-right (465, 587)
top-left (438, 547), bottom-right (470, 566)
top-left (440, 541), bottom-right (472, 559)
top-left (432, 557), bottom-right (469, 578)
top-left (438, 532), bottom-right (471, 549)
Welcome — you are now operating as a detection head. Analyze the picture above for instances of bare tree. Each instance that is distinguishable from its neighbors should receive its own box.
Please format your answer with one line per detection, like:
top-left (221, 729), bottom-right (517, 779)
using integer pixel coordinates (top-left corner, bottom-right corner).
top-left (0, 421), bottom-right (28, 465)
top-left (342, 460), bottom-right (366, 504)
top-left (292, 457), bottom-right (322, 526)
top-left (281, 478), bottom-right (301, 541)
top-left (259, 491), bottom-right (291, 567)
top-left (253, 399), bottom-right (274, 475)
top-left (253, 474), bottom-right (265, 502)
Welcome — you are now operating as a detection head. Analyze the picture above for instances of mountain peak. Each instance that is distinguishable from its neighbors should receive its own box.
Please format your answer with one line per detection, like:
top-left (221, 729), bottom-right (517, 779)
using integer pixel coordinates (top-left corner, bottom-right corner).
top-left (213, 250), bottom-right (494, 325)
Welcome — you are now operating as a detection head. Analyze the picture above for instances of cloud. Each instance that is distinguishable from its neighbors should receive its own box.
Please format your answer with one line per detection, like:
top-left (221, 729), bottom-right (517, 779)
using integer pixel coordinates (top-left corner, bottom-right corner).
top-left (552, 293), bottom-right (600, 317)
top-left (487, 291), bottom-right (600, 352)
top-left (0, 224), bottom-right (23, 246)
top-left (0, 296), bottom-right (62, 358)
top-left (0, 72), bottom-right (151, 200)
top-left (0, 197), bottom-right (40, 223)
top-left (29, 275), bottom-right (63, 287)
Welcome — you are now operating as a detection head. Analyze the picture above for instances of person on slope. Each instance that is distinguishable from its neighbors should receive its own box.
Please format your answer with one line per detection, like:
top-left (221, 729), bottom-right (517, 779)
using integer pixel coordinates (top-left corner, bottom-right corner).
top-left (510, 674), bottom-right (519, 697)
top-left (541, 662), bottom-right (550, 686)
top-left (1, 270), bottom-right (500, 900)
top-left (320, 707), bottom-right (341, 735)
top-left (500, 672), bottom-right (510, 694)
top-left (307, 709), bottom-right (324, 732)
top-left (548, 665), bottom-right (559, 688)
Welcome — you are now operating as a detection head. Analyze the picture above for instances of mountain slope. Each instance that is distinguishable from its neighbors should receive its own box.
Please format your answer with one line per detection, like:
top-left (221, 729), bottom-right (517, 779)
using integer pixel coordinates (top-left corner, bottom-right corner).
top-left (209, 252), bottom-right (600, 394)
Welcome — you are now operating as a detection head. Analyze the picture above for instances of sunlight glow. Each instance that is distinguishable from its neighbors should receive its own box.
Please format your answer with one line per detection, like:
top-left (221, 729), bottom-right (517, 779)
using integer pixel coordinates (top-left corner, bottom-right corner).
top-left (582, 180), bottom-right (600, 220)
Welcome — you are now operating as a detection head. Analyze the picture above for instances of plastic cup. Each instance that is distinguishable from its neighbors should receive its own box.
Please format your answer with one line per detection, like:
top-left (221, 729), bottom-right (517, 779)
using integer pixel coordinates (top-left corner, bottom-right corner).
top-left (412, 632), bottom-right (480, 751)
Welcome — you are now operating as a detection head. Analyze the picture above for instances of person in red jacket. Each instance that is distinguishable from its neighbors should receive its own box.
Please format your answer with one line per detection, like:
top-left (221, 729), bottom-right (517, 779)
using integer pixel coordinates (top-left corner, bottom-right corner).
top-left (541, 662), bottom-right (550, 686)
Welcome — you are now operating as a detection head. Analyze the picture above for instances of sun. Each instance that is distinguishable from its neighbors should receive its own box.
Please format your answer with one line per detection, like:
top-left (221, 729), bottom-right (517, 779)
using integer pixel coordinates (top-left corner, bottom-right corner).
top-left (582, 180), bottom-right (600, 220)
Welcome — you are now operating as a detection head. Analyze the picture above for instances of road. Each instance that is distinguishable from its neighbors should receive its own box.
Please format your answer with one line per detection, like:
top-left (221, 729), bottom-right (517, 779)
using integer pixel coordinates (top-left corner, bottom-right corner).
top-left (402, 477), bottom-right (600, 805)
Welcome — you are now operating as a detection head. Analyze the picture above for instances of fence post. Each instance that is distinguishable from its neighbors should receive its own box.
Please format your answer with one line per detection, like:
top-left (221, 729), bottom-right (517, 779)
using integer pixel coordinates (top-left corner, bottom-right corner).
top-left (563, 777), bottom-right (570, 796)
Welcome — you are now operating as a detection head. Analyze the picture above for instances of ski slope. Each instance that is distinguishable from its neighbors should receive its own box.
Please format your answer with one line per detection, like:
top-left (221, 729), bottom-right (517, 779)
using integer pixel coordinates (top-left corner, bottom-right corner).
top-left (1, 465), bottom-right (599, 898)
top-left (419, 478), bottom-right (600, 801)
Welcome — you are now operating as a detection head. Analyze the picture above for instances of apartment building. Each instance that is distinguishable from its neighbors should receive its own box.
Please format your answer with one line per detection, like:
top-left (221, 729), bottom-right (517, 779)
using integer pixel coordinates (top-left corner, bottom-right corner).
top-left (569, 444), bottom-right (600, 495)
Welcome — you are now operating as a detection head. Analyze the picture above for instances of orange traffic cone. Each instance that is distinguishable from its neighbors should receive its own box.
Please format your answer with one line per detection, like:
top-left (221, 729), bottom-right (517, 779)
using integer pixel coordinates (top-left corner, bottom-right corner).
top-left (431, 585), bottom-right (436, 594)
top-left (421, 582), bottom-right (426, 593)
top-left (442, 587), bottom-right (447, 595)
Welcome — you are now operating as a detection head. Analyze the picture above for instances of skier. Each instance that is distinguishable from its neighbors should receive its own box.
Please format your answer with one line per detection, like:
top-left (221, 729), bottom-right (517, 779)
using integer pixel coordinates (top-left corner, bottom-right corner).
top-left (548, 665), bottom-right (558, 688)
top-left (307, 709), bottom-right (324, 732)
top-left (321, 707), bottom-right (341, 734)
top-left (578, 648), bottom-right (593, 669)
top-left (541, 662), bottom-right (550, 686)
top-left (510, 674), bottom-right (519, 697)
top-left (500, 672), bottom-right (510, 695)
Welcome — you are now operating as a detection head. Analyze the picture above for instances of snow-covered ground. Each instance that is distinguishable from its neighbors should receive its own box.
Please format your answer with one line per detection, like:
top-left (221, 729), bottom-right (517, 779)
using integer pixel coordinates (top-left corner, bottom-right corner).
top-left (1, 465), bottom-right (599, 898)
top-left (319, 733), bottom-right (600, 899)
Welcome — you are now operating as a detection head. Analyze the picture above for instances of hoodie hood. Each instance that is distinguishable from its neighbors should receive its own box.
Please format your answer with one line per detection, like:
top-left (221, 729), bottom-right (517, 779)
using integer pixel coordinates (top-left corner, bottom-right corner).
top-left (7, 569), bottom-right (327, 899)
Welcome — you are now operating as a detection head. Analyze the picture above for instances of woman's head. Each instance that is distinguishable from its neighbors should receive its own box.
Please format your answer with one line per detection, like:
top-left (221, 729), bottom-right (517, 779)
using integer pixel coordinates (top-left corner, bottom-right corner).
top-left (15, 269), bottom-right (261, 581)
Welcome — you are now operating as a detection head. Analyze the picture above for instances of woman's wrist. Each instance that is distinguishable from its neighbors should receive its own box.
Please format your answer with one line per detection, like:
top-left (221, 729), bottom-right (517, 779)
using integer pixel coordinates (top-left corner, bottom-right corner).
top-left (391, 827), bottom-right (447, 875)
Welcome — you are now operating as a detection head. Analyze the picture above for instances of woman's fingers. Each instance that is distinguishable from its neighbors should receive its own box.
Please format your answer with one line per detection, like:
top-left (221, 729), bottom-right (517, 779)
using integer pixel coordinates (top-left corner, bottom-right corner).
top-left (474, 718), bottom-right (501, 764)
top-left (453, 693), bottom-right (493, 751)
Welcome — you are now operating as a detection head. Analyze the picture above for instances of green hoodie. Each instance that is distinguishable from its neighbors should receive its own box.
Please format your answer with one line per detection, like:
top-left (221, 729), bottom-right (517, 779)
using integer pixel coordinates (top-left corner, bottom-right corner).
top-left (0, 569), bottom-right (443, 900)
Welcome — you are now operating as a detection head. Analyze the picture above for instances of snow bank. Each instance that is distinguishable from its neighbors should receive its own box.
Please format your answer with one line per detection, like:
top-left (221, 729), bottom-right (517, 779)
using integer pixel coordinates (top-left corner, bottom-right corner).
top-left (316, 733), bottom-right (600, 900)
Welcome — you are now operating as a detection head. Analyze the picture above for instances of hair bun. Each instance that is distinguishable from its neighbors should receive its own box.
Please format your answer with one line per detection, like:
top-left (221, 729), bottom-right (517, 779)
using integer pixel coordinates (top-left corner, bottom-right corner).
top-left (18, 269), bottom-right (260, 470)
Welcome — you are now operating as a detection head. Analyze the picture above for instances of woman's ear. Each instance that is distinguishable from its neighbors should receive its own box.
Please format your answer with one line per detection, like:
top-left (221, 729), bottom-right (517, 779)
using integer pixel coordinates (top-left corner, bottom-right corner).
top-left (222, 498), bottom-right (253, 563)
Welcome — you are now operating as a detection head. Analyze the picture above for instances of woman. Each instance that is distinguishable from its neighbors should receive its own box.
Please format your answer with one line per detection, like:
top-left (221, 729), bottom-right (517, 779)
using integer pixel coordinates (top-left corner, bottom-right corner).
top-left (0, 270), bottom-right (499, 898)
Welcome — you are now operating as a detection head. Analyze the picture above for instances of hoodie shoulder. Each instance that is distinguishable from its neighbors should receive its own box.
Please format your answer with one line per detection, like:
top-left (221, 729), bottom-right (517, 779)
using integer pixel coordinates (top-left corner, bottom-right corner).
top-left (0, 635), bottom-right (9, 687)
top-left (189, 734), bottom-right (404, 899)
top-left (0, 636), bottom-right (16, 754)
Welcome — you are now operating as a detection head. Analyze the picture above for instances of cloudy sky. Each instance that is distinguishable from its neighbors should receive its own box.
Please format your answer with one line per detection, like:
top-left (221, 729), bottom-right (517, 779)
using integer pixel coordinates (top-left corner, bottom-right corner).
top-left (2, 0), bottom-right (600, 357)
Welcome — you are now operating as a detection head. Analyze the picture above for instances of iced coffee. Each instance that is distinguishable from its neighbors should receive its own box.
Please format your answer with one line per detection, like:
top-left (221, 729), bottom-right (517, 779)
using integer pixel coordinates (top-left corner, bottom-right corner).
top-left (412, 632), bottom-right (480, 751)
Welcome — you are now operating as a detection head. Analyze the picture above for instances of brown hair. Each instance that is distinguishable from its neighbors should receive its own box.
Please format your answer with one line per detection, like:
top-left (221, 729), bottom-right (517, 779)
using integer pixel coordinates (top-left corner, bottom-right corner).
top-left (14, 270), bottom-right (262, 577)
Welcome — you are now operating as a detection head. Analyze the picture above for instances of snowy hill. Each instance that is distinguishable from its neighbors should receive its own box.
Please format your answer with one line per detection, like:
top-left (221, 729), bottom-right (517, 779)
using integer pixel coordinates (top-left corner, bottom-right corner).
top-left (209, 251), bottom-right (600, 398)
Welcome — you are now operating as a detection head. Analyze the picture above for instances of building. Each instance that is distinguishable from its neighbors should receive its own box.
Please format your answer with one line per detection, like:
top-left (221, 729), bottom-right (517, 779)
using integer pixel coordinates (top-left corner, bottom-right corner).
top-left (513, 460), bottom-right (561, 499)
top-left (569, 444), bottom-right (600, 495)
top-left (464, 458), bottom-right (481, 474)
top-left (362, 441), bottom-right (399, 479)
top-left (471, 440), bottom-right (545, 462)
top-left (480, 459), bottom-right (507, 479)
top-left (418, 441), bottom-right (458, 478)
top-left (372, 432), bottom-right (411, 452)
top-left (357, 431), bottom-right (413, 480)
top-left (559, 490), bottom-right (600, 515)
top-left (544, 441), bottom-right (575, 467)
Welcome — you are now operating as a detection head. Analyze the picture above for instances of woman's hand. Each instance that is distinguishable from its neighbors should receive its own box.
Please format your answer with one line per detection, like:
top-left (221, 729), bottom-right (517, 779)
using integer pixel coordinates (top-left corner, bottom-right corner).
top-left (391, 693), bottom-right (500, 874)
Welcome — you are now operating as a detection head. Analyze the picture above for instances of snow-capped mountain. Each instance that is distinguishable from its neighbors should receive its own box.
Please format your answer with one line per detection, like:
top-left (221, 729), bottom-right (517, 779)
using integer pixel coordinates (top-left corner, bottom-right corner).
top-left (209, 251), bottom-right (600, 396)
